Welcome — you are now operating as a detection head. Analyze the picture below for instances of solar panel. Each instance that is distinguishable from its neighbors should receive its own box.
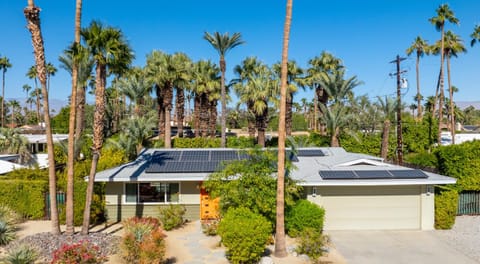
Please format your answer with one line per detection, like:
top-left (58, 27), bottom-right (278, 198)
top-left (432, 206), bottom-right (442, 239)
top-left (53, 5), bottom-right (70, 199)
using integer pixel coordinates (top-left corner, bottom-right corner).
top-left (319, 170), bottom-right (357, 179)
top-left (297, 149), bottom-right (324, 157)
top-left (388, 169), bottom-right (428, 179)
top-left (151, 151), bottom-right (181, 161)
top-left (210, 150), bottom-right (239, 161)
top-left (355, 170), bottom-right (392, 179)
top-left (181, 151), bottom-right (209, 161)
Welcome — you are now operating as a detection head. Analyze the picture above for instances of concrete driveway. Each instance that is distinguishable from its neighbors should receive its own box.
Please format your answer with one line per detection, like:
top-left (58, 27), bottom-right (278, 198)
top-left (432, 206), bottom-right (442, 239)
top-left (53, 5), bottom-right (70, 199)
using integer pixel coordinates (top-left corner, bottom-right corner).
top-left (328, 230), bottom-right (479, 264)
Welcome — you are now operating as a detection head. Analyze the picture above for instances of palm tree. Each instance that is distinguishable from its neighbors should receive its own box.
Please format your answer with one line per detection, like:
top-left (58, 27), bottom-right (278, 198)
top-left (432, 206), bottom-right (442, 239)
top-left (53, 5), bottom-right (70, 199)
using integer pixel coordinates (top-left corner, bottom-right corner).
top-left (26, 66), bottom-right (42, 123)
top-left (172, 53), bottom-right (192, 138)
top-left (376, 96), bottom-right (397, 160)
top-left (81, 20), bottom-right (133, 234)
top-left (117, 67), bottom-right (152, 116)
top-left (471, 25), bottom-right (480, 47)
top-left (8, 100), bottom-right (20, 127)
top-left (0, 127), bottom-right (31, 163)
top-left (190, 60), bottom-right (221, 137)
top-left (204, 32), bottom-right (245, 147)
top-left (0, 56), bottom-right (12, 128)
top-left (45, 62), bottom-right (57, 92)
top-left (429, 4), bottom-right (458, 144)
top-left (275, 0), bottom-right (292, 257)
top-left (406, 36), bottom-right (429, 120)
top-left (24, 0), bottom-right (60, 235)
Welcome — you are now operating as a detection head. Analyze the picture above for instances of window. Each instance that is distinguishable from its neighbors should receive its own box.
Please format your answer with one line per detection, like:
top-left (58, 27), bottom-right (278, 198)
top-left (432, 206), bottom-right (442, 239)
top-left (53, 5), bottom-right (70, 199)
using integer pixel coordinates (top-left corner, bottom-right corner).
top-left (125, 182), bottom-right (179, 203)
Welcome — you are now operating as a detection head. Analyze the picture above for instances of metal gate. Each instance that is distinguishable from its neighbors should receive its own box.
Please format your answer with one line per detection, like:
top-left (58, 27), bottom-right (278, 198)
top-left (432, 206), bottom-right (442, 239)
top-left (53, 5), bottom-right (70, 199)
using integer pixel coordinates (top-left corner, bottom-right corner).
top-left (44, 192), bottom-right (66, 220)
top-left (457, 191), bottom-right (480, 215)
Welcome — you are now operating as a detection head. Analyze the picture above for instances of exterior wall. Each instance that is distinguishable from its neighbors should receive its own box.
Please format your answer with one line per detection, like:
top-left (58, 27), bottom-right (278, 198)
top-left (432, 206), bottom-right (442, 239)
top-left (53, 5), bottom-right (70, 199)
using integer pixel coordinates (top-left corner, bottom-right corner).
top-left (305, 185), bottom-right (424, 230)
top-left (104, 181), bottom-right (201, 223)
top-left (420, 185), bottom-right (435, 230)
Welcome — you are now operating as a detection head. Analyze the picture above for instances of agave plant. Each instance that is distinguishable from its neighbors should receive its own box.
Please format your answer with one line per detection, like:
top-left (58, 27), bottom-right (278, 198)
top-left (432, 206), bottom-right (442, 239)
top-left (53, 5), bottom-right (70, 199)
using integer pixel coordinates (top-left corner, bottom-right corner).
top-left (0, 220), bottom-right (16, 245)
top-left (3, 243), bottom-right (39, 264)
top-left (0, 204), bottom-right (22, 224)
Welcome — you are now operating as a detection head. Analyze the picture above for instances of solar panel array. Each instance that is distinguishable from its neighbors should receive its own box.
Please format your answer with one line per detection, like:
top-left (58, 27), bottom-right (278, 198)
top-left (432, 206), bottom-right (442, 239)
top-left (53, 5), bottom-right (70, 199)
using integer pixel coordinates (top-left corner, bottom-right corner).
top-left (146, 150), bottom-right (246, 173)
top-left (297, 149), bottom-right (325, 157)
top-left (319, 169), bottom-right (428, 180)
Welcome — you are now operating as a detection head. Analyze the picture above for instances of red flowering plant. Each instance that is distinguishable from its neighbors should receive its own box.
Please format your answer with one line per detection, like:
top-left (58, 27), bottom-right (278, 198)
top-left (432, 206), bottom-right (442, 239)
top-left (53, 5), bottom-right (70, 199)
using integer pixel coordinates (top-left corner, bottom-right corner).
top-left (51, 240), bottom-right (108, 264)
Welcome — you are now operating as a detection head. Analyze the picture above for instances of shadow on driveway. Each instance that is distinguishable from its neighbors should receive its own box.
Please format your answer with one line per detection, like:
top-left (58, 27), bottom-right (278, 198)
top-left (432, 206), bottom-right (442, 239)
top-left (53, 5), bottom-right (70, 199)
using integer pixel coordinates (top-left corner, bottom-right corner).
top-left (328, 230), bottom-right (478, 264)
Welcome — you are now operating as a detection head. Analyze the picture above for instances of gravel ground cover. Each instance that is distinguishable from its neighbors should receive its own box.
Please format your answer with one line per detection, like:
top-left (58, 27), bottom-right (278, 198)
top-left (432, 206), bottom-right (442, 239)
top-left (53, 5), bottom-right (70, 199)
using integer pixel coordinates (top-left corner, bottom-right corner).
top-left (435, 215), bottom-right (480, 262)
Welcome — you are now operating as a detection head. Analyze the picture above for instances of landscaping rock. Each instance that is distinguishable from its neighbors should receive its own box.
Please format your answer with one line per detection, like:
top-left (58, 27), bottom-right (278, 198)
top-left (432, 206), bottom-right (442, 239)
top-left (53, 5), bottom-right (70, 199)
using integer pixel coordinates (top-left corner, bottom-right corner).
top-left (259, 256), bottom-right (274, 264)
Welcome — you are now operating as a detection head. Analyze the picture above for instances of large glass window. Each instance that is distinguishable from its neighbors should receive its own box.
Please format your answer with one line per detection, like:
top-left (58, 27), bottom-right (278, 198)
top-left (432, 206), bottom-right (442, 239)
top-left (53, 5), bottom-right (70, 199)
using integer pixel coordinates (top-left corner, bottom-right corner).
top-left (125, 183), bottom-right (179, 203)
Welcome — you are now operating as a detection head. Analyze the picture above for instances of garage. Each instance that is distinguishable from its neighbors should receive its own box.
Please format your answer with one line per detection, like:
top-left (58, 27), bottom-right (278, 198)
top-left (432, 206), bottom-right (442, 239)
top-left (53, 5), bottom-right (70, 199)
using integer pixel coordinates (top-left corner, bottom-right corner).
top-left (310, 186), bottom-right (422, 230)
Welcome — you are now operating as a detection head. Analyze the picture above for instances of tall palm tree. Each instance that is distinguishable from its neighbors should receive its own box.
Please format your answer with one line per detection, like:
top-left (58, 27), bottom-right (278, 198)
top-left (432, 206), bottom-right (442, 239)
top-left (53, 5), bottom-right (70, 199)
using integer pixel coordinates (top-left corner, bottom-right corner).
top-left (117, 67), bottom-right (152, 116)
top-left (45, 62), bottom-right (57, 92)
top-left (24, 0), bottom-right (60, 235)
top-left (406, 36), bottom-right (429, 120)
top-left (376, 96), bottom-right (397, 160)
top-left (204, 31), bottom-right (245, 147)
top-left (0, 56), bottom-right (12, 128)
top-left (26, 65), bottom-right (43, 123)
top-left (81, 20), bottom-right (133, 234)
top-left (8, 100), bottom-right (20, 127)
top-left (275, 0), bottom-right (292, 257)
top-left (173, 53), bottom-right (192, 138)
top-left (429, 4), bottom-right (458, 144)
top-left (471, 25), bottom-right (480, 47)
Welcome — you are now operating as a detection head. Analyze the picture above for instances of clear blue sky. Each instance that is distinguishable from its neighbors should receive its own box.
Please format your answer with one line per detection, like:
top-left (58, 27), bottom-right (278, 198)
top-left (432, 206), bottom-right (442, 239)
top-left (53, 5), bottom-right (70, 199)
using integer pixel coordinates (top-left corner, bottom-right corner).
top-left (1, 0), bottom-right (479, 108)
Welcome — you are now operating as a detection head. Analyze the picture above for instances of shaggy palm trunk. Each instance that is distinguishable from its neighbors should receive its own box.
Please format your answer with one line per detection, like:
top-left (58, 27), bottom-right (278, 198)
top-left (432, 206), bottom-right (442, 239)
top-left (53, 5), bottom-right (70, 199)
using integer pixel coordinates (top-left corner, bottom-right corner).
top-left (380, 119), bottom-right (390, 160)
top-left (447, 55), bottom-right (455, 144)
top-left (1, 70), bottom-right (5, 127)
top-left (82, 64), bottom-right (106, 235)
top-left (199, 94), bottom-right (210, 137)
top-left (24, 0), bottom-right (60, 235)
top-left (330, 127), bottom-right (340, 147)
top-left (176, 87), bottom-right (185, 137)
top-left (209, 100), bottom-right (217, 137)
top-left (164, 83), bottom-right (173, 148)
top-left (275, 0), bottom-right (292, 258)
top-left (285, 92), bottom-right (293, 136)
top-left (65, 0), bottom-right (82, 235)
top-left (156, 84), bottom-right (165, 138)
top-left (316, 87), bottom-right (328, 135)
top-left (194, 95), bottom-right (200, 137)
top-left (75, 84), bottom-right (86, 140)
top-left (256, 105), bottom-right (268, 147)
top-left (247, 101), bottom-right (256, 138)
top-left (220, 58), bottom-right (227, 147)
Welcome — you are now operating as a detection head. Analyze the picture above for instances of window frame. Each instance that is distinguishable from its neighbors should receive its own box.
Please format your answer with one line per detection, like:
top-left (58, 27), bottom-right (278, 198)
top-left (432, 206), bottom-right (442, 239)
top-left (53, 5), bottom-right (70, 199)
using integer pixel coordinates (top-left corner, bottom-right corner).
top-left (123, 182), bottom-right (181, 204)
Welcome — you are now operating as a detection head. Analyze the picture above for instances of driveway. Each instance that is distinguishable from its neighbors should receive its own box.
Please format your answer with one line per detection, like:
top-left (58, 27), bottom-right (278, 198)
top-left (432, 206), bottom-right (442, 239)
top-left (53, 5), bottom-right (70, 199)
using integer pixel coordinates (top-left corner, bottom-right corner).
top-left (328, 230), bottom-right (479, 264)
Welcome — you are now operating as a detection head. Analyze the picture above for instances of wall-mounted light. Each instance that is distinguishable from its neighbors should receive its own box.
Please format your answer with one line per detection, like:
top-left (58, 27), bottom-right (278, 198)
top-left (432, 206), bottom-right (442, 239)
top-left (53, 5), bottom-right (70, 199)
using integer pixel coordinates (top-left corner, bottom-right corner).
top-left (312, 187), bottom-right (317, 197)
top-left (426, 185), bottom-right (433, 196)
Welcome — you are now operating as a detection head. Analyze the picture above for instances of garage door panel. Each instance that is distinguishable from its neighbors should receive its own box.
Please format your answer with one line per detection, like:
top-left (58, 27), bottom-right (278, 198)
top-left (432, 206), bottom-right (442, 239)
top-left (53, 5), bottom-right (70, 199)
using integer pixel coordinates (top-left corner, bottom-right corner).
top-left (315, 186), bottom-right (421, 230)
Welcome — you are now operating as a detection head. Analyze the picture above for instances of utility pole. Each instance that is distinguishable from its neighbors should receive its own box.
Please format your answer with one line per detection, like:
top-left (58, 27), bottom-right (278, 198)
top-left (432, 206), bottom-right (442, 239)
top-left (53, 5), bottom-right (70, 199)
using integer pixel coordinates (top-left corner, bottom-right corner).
top-left (390, 55), bottom-right (406, 165)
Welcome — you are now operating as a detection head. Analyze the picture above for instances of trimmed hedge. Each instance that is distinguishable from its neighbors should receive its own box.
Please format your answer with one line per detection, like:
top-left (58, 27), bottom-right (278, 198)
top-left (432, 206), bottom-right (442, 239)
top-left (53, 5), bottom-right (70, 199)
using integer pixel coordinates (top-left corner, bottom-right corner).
top-left (0, 179), bottom-right (47, 219)
top-left (435, 188), bottom-right (459, 229)
top-left (218, 207), bottom-right (272, 264)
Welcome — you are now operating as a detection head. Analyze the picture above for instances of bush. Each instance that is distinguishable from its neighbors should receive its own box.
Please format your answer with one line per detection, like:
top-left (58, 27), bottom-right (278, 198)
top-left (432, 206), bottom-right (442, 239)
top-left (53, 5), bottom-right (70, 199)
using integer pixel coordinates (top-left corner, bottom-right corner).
top-left (158, 204), bottom-right (186, 231)
top-left (296, 227), bottom-right (328, 262)
top-left (201, 220), bottom-right (219, 236)
top-left (286, 200), bottom-right (325, 237)
top-left (0, 205), bottom-right (22, 224)
top-left (226, 136), bottom-right (256, 148)
top-left (2, 243), bottom-right (39, 264)
top-left (0, 220), bottom-right (16, 245)
top-left (0, 180), bottom-right (46, 219)
top-left (120, 217), bottom-right (166, 264)
top-left (173, 137), bottom-right (221, 148)
top-left (51, 240), bottom-right (107, 264)
top-left (435, 189), bottom-right (459, 229)
top-left (218, 207), bottom-right (272, 264)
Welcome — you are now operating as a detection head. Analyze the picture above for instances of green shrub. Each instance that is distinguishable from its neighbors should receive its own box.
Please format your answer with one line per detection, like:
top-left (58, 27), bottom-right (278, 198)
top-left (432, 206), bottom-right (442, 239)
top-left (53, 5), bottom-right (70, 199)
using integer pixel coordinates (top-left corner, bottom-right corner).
top-left (120, 217), bottom-right (166, 264)
top-left (173, 137), bottom-right (221, 148)
top-left (435, 189), bottom-right (459, 229)
top-left (296, 227), bottom-right (328, 262)
top-left (51, 240), bottom-right (107, 264)
top-left (405, 151), bottom-right (438, 169)
top-left (158, 204), bottom-right (186, 231)
top-left (218, 207), bottom-right (272, 264)
top-left (226, 136), bottom-right (255, 148)
top-left (2, 243), bottom-right (39, 264)
top-left (0, 180), bottom-right (46, 219)
top-left (286, 200), bottom-right (325, 237)
top-left (0, 220), bottom-right (16, 245)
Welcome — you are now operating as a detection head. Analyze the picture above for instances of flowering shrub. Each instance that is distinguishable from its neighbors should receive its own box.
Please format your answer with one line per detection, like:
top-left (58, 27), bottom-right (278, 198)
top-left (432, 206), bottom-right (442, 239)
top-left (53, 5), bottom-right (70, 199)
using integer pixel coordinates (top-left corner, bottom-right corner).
top-left (51, 240), bottom-right (107, 264)
top-left (121, 217), bottom-right (166, 264)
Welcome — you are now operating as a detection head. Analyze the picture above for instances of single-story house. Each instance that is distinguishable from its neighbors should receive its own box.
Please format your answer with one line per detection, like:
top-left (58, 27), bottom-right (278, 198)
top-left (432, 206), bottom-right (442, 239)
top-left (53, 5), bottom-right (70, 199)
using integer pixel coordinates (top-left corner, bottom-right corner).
top-left (94, 147), bottom-right (455, 231)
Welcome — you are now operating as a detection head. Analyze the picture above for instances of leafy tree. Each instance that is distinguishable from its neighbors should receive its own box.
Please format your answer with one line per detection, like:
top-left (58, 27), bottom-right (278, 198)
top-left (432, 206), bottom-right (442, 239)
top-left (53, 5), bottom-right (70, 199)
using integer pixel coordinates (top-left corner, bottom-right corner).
top-left (204, 148), bottom-right (301, 225)
top-left (204, 32), bottom-right (245, 147)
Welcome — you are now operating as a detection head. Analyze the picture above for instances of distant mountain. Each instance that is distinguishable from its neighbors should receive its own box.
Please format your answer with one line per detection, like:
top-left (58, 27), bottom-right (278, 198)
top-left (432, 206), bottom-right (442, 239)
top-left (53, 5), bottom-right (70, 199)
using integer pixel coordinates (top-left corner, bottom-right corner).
top-left (8, 97), bottom-right (68, 116)
top-left (456, 101), bottom-right (480, 110)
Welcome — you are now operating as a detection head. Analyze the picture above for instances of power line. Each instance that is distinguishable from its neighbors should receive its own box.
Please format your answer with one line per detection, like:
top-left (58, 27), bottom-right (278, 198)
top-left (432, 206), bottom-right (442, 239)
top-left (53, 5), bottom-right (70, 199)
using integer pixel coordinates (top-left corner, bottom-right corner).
top-left (389, 55), bottom-right (407, 165)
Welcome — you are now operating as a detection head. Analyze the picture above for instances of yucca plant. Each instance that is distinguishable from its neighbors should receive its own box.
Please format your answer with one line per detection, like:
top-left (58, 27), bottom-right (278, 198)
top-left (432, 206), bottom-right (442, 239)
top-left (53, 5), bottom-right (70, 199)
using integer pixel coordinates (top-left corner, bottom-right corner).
top-left (3, 243), bottom-right (39, 264)
top-left (0, 204), bottom-right (22, 224)
top-left (0, 220), bottom-right (16, 245)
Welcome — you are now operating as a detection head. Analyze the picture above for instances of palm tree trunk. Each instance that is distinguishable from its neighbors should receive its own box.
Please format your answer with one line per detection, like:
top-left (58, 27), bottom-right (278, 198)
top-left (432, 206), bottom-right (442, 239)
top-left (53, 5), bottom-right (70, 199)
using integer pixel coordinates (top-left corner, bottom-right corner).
top-left (331, 127), bottom-right (340, 147)
top-left (380, 119), bottom-right (390, 160)
top-left (82, 63), bottom-right (106, 235)
top-left (285, 92), bottom-right (293, 136)
top-left (199, 94), bottom-right (209, 137)
top-left (164, 83), bottom-right (173, 148)
top-left (220, 58), bottom-right (227, 147)
top-left (194, 94), bottom-right (200, 137)
top-left (247, 101), bottom-right (256, 138)
top-left (75, 84), bottom-right (86, 140)
top-left (175, 87), bottom-right (184, 137)
top-left (65, 0), bottom-right (82, 235)
top-left (24, 0), bottom-right (60, 235)
top-left (210, 100), bottom-right (217, 137)
top-left (275, 0), bottom-right (292, 258)
top-left (447, 55), bottom-right (455, 144)
top-left (416, 53), bottom-right (422, 120)
top-left (256, 105), bottom-right (268, 147)
top-left (437, 26), bottom-right (446, 145)
top-left (2, 70), bottom-right (5, 127)
top-left (156, 84), bottom-right (165, 137)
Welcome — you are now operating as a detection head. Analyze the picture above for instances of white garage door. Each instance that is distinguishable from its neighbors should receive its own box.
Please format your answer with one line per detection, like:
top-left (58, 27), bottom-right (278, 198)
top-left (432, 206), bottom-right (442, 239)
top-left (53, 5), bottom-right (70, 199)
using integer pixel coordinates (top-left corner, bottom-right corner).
top-left (314, 186), bottom-right (421, 230)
